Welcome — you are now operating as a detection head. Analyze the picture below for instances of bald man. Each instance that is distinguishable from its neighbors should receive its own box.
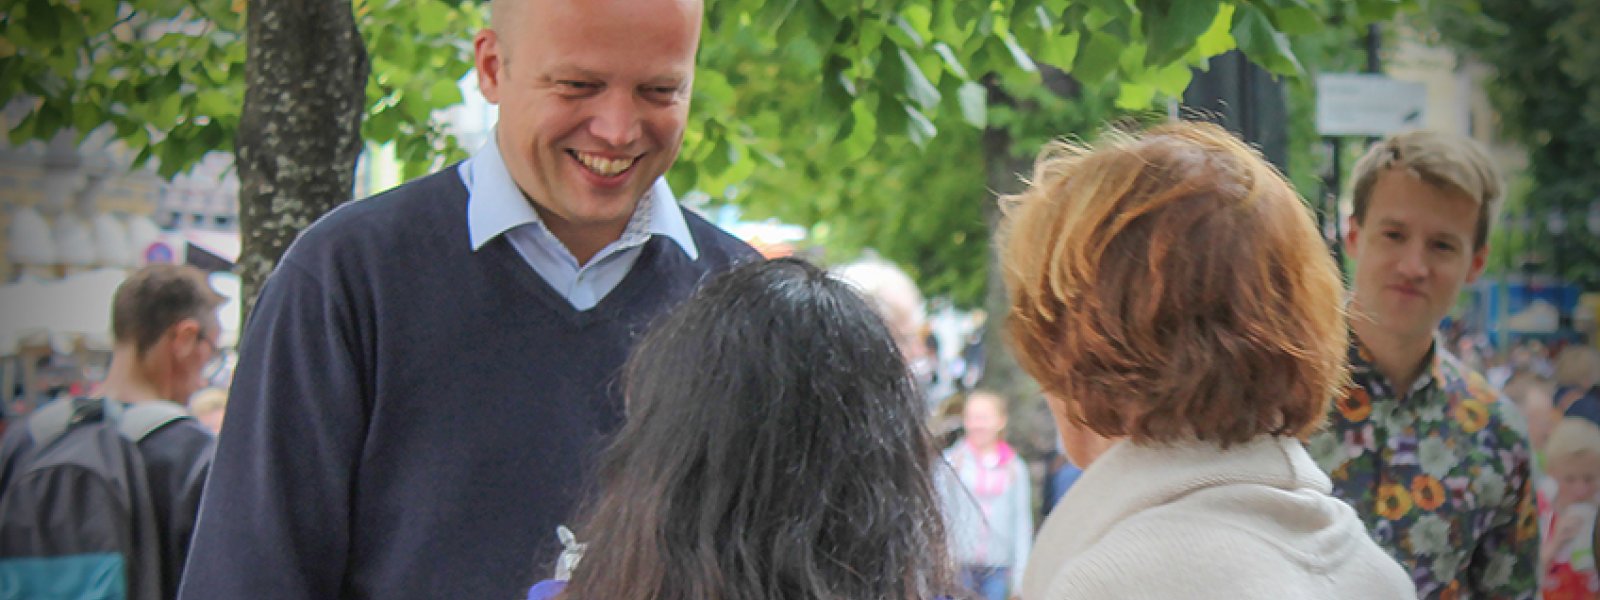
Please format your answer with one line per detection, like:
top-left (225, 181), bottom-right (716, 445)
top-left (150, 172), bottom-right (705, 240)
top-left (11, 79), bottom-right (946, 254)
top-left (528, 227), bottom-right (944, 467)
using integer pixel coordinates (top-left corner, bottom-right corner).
top-left (177, 1), bottom-right (755, 597)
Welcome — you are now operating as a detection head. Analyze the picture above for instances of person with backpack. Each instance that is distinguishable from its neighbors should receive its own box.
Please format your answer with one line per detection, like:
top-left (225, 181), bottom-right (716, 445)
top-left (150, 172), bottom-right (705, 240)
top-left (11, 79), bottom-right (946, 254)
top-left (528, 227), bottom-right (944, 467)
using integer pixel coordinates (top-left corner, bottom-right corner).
top-left (0, 264), bottom-right (223, 600)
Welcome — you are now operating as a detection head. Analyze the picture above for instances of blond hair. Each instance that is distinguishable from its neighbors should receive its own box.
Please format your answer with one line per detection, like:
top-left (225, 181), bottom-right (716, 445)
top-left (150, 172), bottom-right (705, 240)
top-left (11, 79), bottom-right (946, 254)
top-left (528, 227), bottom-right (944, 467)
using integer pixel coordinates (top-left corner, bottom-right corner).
top-left (1001, 121), bottom-right (1348, 447)
top-left (960, 389), bottom-right (1009, 419)
top-left (1349, 130), bottom-right (1502, 249)
top-left (1554, 346), bottom-right (1600, 390)
top-left (831, 257), bottom-right (926, 355)
top-left (1546, 417), bottom-right (1600, 472)
top-left (188, 387), bottom-right (228, 416)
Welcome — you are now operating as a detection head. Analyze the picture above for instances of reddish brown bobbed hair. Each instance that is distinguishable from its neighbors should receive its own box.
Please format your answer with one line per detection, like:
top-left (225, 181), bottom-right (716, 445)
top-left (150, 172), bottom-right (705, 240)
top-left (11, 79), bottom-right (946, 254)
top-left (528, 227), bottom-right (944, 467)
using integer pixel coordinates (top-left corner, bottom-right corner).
top-left (1001, 122), bottom-right (1348, 447)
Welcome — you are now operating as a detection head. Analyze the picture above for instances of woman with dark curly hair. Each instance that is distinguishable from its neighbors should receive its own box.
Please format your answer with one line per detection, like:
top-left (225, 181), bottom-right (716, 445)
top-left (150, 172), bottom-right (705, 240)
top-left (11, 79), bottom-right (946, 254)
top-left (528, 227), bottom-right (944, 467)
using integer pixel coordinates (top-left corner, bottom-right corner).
top-left (1001, 122), bottom-right (1414, 599)
top-left (527, 258), bottom-right (957, 600)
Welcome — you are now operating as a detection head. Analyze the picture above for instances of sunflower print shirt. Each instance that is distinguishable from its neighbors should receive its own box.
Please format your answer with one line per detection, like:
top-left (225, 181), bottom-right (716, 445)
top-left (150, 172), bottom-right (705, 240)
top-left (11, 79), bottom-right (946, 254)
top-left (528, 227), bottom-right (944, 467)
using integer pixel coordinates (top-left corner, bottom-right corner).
top-left (1308, 336), bottom-right (1538, 600)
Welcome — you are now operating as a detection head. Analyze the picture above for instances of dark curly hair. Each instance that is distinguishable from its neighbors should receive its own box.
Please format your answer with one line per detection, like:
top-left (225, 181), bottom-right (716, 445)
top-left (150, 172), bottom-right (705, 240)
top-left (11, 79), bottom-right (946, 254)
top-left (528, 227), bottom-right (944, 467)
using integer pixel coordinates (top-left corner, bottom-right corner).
top-left (556, 258), bottom-right (956, 600)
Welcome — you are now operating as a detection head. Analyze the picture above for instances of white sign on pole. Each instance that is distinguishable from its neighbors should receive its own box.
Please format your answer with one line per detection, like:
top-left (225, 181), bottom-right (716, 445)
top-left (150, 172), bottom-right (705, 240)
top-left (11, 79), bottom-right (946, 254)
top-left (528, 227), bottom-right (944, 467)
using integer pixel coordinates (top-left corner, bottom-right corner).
top-left (1315, 73), bottom-right (1427, 137)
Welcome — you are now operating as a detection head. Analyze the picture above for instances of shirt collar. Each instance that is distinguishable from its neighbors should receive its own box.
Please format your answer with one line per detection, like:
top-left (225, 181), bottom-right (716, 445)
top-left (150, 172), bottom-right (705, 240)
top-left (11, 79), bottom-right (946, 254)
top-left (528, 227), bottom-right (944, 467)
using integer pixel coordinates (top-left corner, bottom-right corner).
top-left (1348, 332), bottom-right (1446, 399)
top-left (463, 131), bottom-right (699, 260)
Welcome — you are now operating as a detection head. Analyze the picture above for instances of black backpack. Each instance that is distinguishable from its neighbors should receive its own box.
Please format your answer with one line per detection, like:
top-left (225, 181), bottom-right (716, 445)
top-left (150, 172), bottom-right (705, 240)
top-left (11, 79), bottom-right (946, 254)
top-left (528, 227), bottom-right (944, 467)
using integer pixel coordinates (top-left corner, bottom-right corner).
top-left (0, 397), bottom-right (192, 600)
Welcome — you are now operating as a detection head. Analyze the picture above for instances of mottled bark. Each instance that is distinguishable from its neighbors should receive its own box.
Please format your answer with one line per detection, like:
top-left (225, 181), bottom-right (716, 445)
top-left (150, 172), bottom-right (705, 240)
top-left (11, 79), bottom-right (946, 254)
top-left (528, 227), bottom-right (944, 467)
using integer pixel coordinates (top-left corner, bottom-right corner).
top-left (236, 0), bottom-right (369, 325)
top-left (979, 111), bottom-right (1051, 459)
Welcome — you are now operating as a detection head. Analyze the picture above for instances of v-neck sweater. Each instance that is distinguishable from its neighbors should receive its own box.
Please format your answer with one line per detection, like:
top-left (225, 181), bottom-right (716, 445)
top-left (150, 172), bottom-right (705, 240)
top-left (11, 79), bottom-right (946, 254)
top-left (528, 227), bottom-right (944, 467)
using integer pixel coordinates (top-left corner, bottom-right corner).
top-left (178, 167), bottom-right (756, 600)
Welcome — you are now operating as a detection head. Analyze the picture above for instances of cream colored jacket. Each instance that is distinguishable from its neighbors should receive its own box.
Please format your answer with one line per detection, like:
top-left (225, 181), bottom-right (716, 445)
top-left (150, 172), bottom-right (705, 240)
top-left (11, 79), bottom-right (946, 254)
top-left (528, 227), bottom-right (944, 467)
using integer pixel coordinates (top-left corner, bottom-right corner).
top-left (1020, 436), bottom-right (1417, 600)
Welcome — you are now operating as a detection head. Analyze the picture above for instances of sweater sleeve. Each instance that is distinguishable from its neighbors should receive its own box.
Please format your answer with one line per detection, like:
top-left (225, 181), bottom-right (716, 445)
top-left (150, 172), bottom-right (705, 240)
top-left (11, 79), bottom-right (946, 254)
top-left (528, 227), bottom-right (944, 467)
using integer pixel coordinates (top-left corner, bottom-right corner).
top-left (178, 261), bottom-right (369, 599)
top-left (1011, 457), bottom-right (1033, 591)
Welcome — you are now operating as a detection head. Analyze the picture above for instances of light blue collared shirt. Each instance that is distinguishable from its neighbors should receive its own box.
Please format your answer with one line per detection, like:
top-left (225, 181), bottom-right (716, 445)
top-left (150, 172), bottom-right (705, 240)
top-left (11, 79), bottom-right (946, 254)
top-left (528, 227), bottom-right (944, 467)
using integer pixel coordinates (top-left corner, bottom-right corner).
top-left (460, 134), bottom-right (699, 310)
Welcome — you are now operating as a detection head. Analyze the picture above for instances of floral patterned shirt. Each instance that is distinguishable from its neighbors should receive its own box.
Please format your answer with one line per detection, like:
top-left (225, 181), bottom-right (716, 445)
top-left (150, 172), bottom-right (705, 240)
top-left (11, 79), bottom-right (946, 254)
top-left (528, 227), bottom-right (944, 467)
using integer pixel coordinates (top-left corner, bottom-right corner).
top-left (1308, 336), bottom-right (1539, 600)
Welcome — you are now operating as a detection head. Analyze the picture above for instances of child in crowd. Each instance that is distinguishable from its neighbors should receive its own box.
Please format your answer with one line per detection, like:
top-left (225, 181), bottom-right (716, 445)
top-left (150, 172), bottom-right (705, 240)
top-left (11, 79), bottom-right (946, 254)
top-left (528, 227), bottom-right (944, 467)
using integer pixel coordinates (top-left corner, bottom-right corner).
top-left (1542, 417), bottom-right (1600, 599)
top-left (939, 390), bottom-right (1033, 600)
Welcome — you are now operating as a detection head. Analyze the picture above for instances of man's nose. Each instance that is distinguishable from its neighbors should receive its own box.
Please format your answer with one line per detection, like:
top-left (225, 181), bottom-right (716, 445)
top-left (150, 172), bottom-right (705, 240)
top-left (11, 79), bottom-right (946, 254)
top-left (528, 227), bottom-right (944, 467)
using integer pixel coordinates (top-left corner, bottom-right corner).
top-left (1396, 243), bottom-right (1428, 279)
top-left (588, 91), bottom-right (643, 148)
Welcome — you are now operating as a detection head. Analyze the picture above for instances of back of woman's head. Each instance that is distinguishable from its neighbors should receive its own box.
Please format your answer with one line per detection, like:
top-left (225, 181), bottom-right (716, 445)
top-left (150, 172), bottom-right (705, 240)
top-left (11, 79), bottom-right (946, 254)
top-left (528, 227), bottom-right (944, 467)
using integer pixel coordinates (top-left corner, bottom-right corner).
top-left (1001, 121), bottom-right (1348, 447)
top-left (561, 257), bottom-right (953, 600)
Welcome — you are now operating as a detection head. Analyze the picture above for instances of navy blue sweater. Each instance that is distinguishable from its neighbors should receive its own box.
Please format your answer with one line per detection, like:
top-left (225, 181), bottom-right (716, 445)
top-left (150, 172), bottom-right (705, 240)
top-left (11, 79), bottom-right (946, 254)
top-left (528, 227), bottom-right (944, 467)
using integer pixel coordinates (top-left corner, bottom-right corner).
top-left (178, 168), bottom-right (755, 600)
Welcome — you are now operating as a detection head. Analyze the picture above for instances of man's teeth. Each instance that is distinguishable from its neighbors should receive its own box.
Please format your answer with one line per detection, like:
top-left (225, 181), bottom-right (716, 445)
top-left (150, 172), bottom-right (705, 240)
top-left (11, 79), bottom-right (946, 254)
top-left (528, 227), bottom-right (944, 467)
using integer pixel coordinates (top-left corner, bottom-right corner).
top-left (575, 153), bottom-right (636, 177)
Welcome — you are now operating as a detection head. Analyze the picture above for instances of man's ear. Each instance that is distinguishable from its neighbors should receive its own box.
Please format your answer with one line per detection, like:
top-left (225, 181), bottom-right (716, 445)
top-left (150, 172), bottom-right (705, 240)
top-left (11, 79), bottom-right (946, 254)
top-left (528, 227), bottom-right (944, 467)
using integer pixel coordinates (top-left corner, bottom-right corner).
top-left (1467, 243), bottom-right (1489, 284)
top-left (475, 29), bottom-right (505, 104)
top-left (169, 318), bottom-right (203, 356)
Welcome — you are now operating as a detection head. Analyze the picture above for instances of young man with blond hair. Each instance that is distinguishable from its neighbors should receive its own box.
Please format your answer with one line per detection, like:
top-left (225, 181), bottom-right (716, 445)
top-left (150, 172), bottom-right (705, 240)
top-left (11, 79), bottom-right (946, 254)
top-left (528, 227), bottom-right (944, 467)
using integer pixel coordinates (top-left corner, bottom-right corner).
top-left (1307, 130), bottom-right (1538, 599)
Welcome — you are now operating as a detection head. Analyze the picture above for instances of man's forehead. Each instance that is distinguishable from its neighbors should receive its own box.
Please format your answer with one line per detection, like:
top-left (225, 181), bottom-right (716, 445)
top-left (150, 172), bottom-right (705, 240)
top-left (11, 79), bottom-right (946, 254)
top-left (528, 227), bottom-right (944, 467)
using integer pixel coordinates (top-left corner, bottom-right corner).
top-left (1371, 214), bottom-right (1474, 241)
top-left (508, 0), bottom-right (703, 29)
top-left (504, 0), bottom-right (702, 64)
top-left (1369, 174), bottom-right (1479, 232)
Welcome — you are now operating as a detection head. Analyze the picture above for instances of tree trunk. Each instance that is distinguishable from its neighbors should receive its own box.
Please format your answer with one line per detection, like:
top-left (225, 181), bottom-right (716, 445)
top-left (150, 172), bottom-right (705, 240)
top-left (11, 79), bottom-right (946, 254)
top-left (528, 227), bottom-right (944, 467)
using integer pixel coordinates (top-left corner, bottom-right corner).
top-left (979, 119), bottom-right (1051, 459)
top-left (236, 0), bottom-right (369, 325)
top-left (976, 68), bottom-right (1099, 460)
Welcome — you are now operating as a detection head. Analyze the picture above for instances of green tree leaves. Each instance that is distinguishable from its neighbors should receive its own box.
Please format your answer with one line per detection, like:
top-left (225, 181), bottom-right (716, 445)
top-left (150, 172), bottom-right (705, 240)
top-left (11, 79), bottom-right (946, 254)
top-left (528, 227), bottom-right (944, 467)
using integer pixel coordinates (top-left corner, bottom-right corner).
top-left (1233, 3), bottom-right (1303, 76)
top-left (0, 0), bottom-right (1392, 303)
top-left (1428, 0), bottom-right (1600, 287)
top-left (1, 0), bottom-right (479, 179)
top-left (1143, 0), bottom-right (1222, 67)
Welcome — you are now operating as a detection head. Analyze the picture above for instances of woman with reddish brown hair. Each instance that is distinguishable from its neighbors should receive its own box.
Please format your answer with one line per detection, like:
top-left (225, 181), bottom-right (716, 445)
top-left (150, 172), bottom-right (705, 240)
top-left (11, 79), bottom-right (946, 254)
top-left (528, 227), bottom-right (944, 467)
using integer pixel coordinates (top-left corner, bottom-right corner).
top-left (1001, 122), bottom-right (1414, 599)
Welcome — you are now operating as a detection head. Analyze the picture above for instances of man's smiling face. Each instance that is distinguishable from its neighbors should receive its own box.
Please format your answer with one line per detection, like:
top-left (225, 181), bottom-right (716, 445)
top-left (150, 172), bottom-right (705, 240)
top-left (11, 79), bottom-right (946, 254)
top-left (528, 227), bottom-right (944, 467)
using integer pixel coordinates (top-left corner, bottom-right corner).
top-left (476, 0), bottom-right (701, 247)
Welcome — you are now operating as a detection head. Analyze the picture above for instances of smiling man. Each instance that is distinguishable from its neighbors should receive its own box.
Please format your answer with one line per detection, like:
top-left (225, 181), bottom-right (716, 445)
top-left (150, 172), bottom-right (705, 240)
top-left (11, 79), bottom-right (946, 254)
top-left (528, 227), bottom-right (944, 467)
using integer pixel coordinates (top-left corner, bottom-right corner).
top-left (177, 1), bottom-right (755, 598)
top-left (1307, 131), bottom-right (1537, 599)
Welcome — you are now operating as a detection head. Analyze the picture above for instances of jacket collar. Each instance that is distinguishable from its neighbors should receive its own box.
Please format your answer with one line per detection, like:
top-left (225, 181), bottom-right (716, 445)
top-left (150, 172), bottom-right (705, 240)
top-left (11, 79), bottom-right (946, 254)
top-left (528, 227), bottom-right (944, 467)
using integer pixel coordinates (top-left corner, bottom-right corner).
top-left (1021, 436), bottom-right (1329, 599)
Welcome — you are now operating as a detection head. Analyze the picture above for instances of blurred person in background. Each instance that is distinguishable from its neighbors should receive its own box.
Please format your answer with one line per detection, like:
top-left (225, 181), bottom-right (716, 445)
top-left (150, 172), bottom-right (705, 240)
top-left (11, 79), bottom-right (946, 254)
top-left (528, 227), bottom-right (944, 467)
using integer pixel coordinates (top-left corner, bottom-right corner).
top-left (1540, 417), bottom-right (1600, 599)
top-left (1503, 373), bottom-right (1561, 462)
top-left (1555, 346), bottom-right (1600, 428)
top-left (1039, 435), bottom-right (1084, 517)
top-left (187, 387), bottom-right (227, 435)
top-left (832, 256), bottom-right (936, 398)
top-left (938, 390), bottom-right (1032, 600)
top-left (0, 264), bottom-right (222, 599)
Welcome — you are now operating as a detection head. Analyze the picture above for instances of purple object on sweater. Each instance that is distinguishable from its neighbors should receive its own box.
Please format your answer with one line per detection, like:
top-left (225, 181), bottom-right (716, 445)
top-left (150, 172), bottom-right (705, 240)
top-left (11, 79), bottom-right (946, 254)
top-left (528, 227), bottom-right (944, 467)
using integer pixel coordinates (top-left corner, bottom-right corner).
top-left (528, 580), bottom-right (566, 600)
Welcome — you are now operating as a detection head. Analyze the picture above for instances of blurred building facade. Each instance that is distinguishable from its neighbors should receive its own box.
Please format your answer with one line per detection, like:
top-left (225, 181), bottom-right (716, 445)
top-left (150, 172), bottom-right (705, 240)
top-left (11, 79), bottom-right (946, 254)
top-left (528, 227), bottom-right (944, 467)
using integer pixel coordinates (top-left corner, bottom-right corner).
top-left (1, 99), bottom-right (240, 283)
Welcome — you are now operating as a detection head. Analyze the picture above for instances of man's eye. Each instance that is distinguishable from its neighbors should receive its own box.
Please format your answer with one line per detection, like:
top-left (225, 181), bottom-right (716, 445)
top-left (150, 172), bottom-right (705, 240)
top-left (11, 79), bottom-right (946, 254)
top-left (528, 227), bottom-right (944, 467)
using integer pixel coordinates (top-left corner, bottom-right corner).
top-left (559, 81), bottom-right (600, 92)
top-left (645, 86), bottom-right (681, 99)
